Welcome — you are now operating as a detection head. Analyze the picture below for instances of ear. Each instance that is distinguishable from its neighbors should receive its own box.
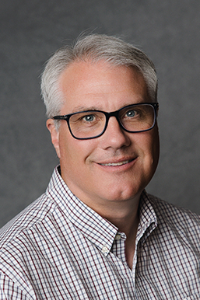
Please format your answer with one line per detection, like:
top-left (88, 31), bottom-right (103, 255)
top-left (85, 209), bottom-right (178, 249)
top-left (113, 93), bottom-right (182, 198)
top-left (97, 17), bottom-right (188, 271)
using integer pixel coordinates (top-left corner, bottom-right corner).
top-left (46, 119), bottom-right (61, 158)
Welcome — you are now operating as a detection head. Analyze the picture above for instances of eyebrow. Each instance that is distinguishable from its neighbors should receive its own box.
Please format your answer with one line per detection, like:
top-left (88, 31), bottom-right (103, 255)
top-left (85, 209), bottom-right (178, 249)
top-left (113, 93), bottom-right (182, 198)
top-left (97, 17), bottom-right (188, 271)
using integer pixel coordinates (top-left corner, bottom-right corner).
top-left (71, 106), bottom-right (101, 113)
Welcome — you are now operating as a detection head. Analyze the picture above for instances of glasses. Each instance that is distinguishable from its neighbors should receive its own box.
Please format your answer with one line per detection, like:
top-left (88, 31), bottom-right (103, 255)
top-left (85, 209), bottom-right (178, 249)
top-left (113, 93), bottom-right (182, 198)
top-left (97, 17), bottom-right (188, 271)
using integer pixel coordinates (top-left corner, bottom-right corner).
top-left (53, 103), bottom-right (159, 140)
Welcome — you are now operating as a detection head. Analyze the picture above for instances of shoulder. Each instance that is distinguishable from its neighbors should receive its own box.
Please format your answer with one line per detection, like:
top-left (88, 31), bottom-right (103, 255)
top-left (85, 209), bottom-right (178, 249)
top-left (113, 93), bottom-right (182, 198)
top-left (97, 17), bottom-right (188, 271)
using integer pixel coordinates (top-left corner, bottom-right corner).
top-left (0, 192), bottom-right (55, 246)
top-left (0, 192), bottom-right (58, 285)
top-left (147, 193), bottom-right (200, 250)
top-left (147, 193), bottom-right (200, 226)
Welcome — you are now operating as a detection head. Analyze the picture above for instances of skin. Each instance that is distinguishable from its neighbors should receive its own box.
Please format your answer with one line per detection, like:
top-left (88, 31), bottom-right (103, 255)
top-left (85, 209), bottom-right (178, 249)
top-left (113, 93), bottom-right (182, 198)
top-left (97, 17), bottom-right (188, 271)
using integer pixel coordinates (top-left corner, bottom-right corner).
top-left (47, 59), bottom-right (160, 268)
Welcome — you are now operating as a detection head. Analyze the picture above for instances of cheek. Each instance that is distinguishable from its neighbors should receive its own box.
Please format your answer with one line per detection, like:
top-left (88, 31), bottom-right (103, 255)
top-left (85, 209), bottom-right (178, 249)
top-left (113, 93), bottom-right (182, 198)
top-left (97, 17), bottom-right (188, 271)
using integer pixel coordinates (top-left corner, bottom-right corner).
top-left (58, 129), bottom-right (77, 167)
top-left (59, 133), bottom-right (97, 167)
top-left (136, 129), bottom-right (159, 166)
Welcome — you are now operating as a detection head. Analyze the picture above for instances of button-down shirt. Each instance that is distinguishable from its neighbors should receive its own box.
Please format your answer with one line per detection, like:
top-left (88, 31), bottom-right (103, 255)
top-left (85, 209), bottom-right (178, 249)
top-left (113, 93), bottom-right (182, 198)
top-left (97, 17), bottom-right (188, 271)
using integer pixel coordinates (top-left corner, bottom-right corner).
top-left (0, 167), bottom-right (200, 299)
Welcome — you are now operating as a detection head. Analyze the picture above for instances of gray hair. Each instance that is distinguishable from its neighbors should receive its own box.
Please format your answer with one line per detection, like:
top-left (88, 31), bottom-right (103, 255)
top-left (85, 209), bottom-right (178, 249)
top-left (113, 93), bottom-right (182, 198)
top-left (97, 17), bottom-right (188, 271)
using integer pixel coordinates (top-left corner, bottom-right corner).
top-left (41, 34), bottom-right (158, 118)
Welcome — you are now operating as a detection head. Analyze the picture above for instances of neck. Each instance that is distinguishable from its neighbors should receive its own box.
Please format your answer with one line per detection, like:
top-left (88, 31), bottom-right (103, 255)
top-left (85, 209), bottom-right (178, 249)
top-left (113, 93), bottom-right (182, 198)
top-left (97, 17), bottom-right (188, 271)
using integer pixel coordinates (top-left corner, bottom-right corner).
top-left (105, 201), bottom-right (139, 235)
top-left (98, 195), bottom-right (141, 270)
top-left (91, 193), bottom-right (141, 238)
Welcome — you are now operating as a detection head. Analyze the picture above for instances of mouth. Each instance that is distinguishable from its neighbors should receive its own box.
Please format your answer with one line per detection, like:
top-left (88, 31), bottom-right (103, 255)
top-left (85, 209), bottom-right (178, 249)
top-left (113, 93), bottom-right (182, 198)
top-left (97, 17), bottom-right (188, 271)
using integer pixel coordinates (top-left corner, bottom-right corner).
top-left (98, 158), bottom-right (135, 167)
top-left (99, 160), bottom-right (130, 166)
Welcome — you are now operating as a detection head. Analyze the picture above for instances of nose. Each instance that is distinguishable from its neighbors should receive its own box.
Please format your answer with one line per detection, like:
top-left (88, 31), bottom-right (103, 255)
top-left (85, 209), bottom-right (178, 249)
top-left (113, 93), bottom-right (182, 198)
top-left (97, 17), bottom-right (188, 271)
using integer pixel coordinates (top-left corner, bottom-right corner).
top-left (100, 116), bottom-right (131, 150)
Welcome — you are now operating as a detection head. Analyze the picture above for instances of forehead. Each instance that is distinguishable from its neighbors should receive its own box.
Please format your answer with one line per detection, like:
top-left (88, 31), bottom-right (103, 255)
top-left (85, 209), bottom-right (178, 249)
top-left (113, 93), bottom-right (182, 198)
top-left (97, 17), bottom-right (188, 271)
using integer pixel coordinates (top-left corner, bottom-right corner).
top-left (58, 59), bottom-right (149, 113)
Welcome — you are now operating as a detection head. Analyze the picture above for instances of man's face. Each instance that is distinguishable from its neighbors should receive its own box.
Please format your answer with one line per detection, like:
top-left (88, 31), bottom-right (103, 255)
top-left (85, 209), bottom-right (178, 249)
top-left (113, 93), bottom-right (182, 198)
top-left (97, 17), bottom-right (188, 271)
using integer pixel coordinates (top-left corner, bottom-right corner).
top-left (47, 60), bottom-right (159, 212)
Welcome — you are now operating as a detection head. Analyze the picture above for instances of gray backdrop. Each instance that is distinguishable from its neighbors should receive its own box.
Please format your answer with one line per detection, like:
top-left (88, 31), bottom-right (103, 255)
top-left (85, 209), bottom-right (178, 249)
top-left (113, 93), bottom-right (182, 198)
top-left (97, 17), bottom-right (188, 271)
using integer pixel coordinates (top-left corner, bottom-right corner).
top-left (0, 0), bottom-right (200, 228)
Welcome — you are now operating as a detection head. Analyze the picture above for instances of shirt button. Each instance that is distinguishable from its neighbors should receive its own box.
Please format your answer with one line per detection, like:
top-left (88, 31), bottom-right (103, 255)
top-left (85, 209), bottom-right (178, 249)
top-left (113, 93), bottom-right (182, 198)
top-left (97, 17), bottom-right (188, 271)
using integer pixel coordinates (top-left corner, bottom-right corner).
top-left (102, 245), bottom-right (109, 254)
top-left (115, 234), bottom-right (121, 240)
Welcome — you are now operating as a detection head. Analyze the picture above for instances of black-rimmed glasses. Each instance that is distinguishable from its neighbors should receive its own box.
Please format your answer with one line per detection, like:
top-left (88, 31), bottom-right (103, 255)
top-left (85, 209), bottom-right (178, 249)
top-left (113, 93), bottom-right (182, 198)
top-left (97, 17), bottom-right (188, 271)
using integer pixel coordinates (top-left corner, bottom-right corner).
top-left (53, 103), bottom-right (159, 140)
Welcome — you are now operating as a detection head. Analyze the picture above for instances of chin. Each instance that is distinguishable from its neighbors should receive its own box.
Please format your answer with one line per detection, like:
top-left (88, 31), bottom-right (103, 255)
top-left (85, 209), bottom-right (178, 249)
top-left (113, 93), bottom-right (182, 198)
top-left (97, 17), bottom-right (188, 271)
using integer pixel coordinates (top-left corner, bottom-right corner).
top-left (104, 186), bottom-right (142, 202)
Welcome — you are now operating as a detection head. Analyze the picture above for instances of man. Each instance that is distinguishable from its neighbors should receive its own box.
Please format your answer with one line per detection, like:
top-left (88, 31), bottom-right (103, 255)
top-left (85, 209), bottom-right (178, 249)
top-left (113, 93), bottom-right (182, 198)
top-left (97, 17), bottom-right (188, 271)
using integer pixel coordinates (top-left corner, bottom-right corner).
top-left (0, 34), bottom-right (199, 299)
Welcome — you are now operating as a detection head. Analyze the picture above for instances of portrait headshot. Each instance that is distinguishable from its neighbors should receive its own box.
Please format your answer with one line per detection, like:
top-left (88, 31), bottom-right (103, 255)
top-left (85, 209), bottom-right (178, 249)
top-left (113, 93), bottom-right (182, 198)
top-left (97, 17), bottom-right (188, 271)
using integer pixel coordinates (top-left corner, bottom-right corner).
top-left (0, 1), bottom-right (200, 299)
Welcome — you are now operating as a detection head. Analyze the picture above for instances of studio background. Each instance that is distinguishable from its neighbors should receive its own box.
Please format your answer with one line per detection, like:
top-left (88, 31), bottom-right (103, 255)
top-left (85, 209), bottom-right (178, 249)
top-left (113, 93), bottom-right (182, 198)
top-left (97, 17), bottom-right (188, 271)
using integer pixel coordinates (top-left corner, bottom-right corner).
top-left (0, 0), bottom-right (200, 228)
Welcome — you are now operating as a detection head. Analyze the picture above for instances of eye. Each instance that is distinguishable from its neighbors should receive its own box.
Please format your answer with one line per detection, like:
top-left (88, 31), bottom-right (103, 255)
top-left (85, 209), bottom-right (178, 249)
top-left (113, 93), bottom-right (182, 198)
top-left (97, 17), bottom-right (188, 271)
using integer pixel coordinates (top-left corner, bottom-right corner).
top-left (126, 109), bottom-right (137, 118)
top-left (83, 114), bottom-right (95, 122)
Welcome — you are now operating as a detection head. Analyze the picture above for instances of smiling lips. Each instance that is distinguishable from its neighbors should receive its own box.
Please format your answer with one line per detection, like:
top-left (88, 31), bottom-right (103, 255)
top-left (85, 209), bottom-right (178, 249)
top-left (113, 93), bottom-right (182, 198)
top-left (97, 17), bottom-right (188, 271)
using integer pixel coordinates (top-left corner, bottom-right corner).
top-left (98, 159), bottom-right (134, 166)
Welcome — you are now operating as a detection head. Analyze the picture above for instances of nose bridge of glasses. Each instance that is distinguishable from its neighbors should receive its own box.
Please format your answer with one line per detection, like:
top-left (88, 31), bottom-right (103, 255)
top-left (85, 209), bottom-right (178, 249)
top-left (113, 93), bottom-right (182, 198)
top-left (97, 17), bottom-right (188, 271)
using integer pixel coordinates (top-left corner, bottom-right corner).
top-left (104, 110), bottom-right (124, 132)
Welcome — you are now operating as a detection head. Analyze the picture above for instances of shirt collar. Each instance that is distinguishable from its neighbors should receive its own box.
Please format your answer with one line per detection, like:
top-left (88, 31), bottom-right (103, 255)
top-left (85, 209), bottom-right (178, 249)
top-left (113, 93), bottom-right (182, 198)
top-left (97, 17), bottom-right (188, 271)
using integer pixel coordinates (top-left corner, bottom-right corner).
top-left (136, 190), bottom-right (158, 245)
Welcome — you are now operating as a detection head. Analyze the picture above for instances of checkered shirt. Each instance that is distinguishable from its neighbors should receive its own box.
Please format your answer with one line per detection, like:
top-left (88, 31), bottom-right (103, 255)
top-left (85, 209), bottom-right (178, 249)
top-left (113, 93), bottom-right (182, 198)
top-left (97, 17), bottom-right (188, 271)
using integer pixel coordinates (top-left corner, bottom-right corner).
top-left (0, 166), bottom-right (200, 299)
